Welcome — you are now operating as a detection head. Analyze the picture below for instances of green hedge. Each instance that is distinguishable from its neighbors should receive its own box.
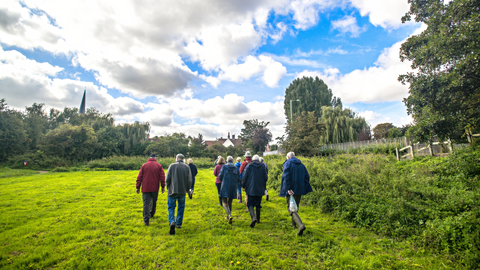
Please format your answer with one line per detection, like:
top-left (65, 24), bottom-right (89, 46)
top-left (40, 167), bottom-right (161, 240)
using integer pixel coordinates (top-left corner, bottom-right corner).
top-left (264, 147), bottom-right (480, 266)
top-left (86, 156), bottom-right (215, 170)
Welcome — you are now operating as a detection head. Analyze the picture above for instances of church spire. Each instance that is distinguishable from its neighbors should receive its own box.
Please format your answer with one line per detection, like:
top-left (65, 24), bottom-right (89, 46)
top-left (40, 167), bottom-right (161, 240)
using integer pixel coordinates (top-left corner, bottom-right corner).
top-left (79, 88), bottom-right (86, 114)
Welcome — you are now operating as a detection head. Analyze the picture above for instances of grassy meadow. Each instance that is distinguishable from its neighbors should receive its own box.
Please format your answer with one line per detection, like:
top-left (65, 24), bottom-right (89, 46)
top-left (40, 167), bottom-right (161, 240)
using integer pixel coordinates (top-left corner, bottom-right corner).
top-left (0, 167), bottom-right (465, 269)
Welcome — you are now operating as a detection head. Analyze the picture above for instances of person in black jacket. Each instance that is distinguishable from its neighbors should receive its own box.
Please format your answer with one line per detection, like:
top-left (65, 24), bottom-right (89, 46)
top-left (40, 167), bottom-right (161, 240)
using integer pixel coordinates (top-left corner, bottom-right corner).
top-left (218, 156), bottom-right (241, 224)
top-left (280, 152), bottom-right (312, 236)
top-left (187, 158), bottom-right (198, 199)
top-left (242, 155), bottom-right (268, 228)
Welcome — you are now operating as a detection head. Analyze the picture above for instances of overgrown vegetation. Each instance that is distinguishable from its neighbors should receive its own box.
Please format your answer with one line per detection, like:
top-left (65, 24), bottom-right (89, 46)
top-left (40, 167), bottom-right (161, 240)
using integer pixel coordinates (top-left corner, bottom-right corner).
top-left (265, 147), bottom-right (480, 267)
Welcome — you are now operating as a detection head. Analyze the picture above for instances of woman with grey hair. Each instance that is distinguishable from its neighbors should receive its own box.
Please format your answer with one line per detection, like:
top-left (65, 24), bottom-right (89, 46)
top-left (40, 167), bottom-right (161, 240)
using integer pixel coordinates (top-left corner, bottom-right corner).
top-left (218, 156), bottom-right (241, 223)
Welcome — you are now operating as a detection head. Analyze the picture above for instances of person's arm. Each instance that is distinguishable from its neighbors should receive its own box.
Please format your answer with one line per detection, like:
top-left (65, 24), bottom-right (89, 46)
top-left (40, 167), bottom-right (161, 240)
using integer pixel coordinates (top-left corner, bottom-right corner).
top-left (159, 165), bottom-right (166, 193)
top-left (193, 165), bottom-right (198, 177)
top-left (218, 166), bottom-right (225, 182)
top-left (187, 166), bottom-right (193, 193)
top-left (213, 165), bottom-right (220, 177)
top-left (166, 165), bottom-right (172, 191)
top-left (242, 166), bottom-right (249, 189)
top-left (283, 162), bottom-right (294, 195)
top-left (136, 166), bottom-right (143, 193)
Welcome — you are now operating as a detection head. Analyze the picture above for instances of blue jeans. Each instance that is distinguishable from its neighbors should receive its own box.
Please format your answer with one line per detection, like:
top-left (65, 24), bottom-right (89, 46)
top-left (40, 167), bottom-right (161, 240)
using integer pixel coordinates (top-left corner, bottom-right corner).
top-left (168, 194), bottom-right (186, 226)
top-left (237, 182), bottom-right (242, 196)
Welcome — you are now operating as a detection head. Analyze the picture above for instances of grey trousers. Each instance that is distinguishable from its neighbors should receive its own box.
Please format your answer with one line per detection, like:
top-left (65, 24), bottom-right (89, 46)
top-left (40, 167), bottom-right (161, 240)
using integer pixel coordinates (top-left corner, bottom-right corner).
top-left (142, 192), bottom-right (158, 222)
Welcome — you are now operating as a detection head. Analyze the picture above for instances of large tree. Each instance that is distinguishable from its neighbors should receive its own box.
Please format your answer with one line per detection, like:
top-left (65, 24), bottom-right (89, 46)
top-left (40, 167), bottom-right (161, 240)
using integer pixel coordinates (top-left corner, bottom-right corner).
top-left (284, 76), bottom-right (342, 122)
top-left (399, 0), bottom-right (480, 142)
top-left (373, 123), bottom-right (396, 140)
top-left (0, 99), bottom-right (27, 161)
top-left (281, 111), bottom-right (325, 156)
top-left (239, 119), bottom-right (270, 150)
top-left (319, 106), bottom-right (369, 144)
top-left (252, 127), bottom-right (272, 153)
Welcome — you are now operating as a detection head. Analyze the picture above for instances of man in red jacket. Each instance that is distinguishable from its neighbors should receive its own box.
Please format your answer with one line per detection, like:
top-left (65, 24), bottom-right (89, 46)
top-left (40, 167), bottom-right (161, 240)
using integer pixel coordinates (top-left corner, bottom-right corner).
top-left (136, 153), bottom-right (165, 226)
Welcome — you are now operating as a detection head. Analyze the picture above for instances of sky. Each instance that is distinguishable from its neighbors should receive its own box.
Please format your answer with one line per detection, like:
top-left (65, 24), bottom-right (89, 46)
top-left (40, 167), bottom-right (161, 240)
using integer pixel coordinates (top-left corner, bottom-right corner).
top-left (0, 0), bottom-right (422, 142)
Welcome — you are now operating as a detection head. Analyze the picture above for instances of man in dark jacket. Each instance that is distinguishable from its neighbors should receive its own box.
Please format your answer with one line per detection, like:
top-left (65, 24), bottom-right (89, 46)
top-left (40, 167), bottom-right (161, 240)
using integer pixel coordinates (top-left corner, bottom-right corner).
top-left (187, 158), bottom-right (197, 199)
top-left (166, 154), bottom-right (192, 235)
top-left (136, 153), bottom-right (165, 226)
top-left (218, 156), bottom-right (241, 224)
top-left (280, 151), bottom-right (312, 236)
top-left (242, 155), bottom-right (268, 228)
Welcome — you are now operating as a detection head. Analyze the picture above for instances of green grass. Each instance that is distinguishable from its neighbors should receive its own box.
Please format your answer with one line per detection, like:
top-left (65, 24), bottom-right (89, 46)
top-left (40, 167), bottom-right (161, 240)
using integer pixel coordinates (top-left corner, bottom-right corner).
top-left (0, 169), bottom-right (462, 269)
top-left (0, 168), bottom-right (40, 178)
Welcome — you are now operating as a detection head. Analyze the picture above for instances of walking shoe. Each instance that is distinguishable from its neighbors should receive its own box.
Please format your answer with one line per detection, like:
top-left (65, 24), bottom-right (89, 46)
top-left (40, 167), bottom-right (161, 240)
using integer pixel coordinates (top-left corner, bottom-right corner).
top-left (176, 225), bottom-right (182, 229)
top-left (188, 190), bottom-right (193, 199)
top-left (169, 222), bottom-right (176, 235)
top-left (228, 215), bottom-right (233, 224)
top-left (144, 220), bottom-right (149, 226)
top-left (266, 194), bottom-right (269, 201)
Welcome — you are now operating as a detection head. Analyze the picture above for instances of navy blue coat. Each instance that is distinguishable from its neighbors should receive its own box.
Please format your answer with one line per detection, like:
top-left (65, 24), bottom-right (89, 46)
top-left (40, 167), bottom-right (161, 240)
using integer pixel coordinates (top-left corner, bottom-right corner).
top-left (218, 163), bottom-right (241, 199)
top-left (242, 161), bottom-right (268, 196)
top-left (280, 157), bottom-right (312, 197)
top-left (188, 163), bottom-right (198, 189)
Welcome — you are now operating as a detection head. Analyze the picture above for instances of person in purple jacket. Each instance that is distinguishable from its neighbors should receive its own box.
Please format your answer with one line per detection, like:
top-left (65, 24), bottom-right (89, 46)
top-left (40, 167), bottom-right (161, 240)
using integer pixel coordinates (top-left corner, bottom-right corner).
top-left (280, 151), bottom-right (312, 236)
top-left (213, 156), bottom-right (225, 206)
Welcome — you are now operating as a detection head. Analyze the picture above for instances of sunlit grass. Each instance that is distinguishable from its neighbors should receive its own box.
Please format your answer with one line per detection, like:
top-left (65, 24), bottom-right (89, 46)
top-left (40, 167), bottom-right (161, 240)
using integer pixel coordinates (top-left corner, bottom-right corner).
top-left (0, 169), bottom-right (461, 269)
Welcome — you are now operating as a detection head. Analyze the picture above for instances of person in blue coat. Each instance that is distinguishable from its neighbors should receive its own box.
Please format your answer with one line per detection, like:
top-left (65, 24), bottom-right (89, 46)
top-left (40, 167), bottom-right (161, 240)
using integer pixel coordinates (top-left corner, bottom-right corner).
top-left (218, 156), bottom-right (241, 224)
top-left (280, 151), bottom-right (312, 236)
top-left (242, 155), bottom-right (268, 227)
top-left (234, 157), bottom-right (243, 203)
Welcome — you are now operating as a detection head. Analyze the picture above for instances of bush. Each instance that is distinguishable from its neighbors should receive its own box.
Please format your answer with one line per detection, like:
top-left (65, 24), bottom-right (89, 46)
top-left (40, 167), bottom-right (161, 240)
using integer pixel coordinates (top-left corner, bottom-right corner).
top-left (86, 156), bottom-right (215, 170)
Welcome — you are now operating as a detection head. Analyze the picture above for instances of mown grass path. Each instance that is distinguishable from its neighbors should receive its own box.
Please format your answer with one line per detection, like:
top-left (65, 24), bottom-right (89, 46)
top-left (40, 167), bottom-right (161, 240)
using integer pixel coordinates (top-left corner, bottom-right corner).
top-left (0, 169), bottom-right (459, 269)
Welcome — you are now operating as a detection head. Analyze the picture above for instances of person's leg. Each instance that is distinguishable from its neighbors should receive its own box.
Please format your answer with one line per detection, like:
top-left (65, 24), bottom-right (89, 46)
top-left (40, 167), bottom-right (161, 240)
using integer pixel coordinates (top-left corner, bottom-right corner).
top-left (290, 195), bottom-right (305, 236)
top-left (150, 192), bottom-right (159, 218)
top-left (176, 195), bottom-right (186, 227)
top-left (228, 198), bottom-right (233, 214)
top-left (216, 183), bottom-right (222, 205)
top-left (167, 196), bottom-right (176, 225)
top-left (286, 195), bottom-right (296, 227)
top-left (237, 182), bottom-right (242, 203)
top-left (222, 197), bottom-right (232, 223)
top-left (142, 192), bottom-right (152, 225)
top-left (256, 197), bottom-right (262, 223)
top-left (247, 196), bottom-right (258, 227)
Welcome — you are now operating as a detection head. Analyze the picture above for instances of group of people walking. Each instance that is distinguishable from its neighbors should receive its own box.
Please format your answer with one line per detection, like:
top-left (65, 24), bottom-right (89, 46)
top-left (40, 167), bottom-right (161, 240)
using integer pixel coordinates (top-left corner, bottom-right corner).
top-left (135, 150), bottom-right (312, 236)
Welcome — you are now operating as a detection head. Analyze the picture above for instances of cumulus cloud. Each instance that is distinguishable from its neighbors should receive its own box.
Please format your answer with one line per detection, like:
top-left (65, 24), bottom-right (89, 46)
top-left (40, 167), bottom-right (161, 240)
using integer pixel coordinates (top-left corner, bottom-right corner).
top-left (350, 0), bottom-right (410, 28)
top-left (296, 39), bottom-right (412, 103)
top-left (331, 15), bottom-right (366, 37)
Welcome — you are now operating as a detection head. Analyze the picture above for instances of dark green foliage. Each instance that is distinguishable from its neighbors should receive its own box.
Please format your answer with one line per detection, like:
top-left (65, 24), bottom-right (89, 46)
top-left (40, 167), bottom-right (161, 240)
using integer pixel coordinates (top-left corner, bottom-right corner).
top-left (144, 133), bottom-right (189, 158)
top-left (281, 111), bottom-right (325, 156)
top-left (399, 0), bottom-right (480, 143)
top-left (264, 147), bottom-right (480, 266)
top-left (86, 156), bottom-right (214, 170)
top-left (0, 99), bottom-right (27, 162)
top-left (319, 106), bottom-right (369, 144)
top-left (284, 76), bottom-right (341, 122)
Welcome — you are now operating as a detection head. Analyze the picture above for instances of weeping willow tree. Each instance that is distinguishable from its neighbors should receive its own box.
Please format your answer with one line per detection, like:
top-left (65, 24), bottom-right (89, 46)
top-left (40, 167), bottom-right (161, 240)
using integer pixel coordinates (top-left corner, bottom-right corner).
top-left (117, 121), bottom-right (151, 155)
top-left (319, 106), bottom-right (368, 144)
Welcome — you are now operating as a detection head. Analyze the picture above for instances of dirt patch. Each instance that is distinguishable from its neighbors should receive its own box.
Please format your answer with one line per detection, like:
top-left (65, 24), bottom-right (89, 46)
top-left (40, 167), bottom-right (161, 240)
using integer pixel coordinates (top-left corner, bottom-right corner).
top-left (38, 171), bottom-right (48, 174)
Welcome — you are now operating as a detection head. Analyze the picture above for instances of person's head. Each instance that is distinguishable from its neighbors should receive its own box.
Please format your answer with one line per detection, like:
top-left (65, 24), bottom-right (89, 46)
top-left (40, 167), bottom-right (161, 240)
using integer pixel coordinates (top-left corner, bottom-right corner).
top-left (252, 155), bottom-right (260, 161)
top-left (286, 152), bottom-right (295, 159)
top-left (217, 156), bottom-right (226, 165)
top-left (150, 153), bottom-right (157, 159)
top-left (236, 157), bottom-right (241, 163)
top-left (176, 153), bottom-right (185, 161)
top-left (187, 158), bottom-right (193, 164)
top-left (227, 156), bottom-right (234, 163)
top-left (217, 155), bottom-right (221, 159)
top-left (244, 151), bottom-right (251, 158)
top-left (259, 157), bottom-right (264, 163)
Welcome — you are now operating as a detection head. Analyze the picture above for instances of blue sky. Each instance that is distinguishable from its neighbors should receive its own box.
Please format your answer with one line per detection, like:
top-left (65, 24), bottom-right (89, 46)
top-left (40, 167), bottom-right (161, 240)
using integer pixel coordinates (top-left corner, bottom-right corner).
top-left (0, 0), bottom-right (420, 141)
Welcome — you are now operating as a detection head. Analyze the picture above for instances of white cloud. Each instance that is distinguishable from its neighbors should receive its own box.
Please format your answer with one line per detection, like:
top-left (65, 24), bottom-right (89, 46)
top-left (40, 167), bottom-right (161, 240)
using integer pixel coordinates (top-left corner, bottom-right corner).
top-left (358, 110), bottom-right (381, 122)
top-left (218, 55), bottom-right (287, 88)
top-left (350, 0), bottom-right (410, 28)
top-left (331, 15), bottom-right (366, 37)
top-left (296, 39), bottom-right (412, 103)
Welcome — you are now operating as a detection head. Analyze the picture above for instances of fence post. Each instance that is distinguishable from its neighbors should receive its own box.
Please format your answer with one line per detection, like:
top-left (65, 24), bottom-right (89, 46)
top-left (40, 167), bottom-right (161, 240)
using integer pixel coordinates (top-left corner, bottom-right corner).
top-left (448, 139), bottom-right (453, 153)
top-left (396, 147), bottom-right (399, 161)
top-left (410, 145), bottom-right (414, 159)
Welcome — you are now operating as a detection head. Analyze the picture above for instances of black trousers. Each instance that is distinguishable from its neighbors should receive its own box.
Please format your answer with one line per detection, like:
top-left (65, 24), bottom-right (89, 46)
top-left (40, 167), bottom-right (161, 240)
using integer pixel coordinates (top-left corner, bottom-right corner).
top-left (142, 192), bottom-right (158, 222)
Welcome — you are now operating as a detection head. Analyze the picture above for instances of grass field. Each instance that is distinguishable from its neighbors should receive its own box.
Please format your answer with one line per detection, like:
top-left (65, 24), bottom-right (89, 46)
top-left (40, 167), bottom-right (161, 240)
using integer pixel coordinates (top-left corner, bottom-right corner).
top-left (0, 169), bottom-right (462, 269)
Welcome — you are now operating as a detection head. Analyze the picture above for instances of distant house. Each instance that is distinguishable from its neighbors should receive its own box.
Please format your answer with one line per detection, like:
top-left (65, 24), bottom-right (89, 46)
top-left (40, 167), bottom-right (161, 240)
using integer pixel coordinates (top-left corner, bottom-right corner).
top-left (205, 132), bottom-right (243, 148)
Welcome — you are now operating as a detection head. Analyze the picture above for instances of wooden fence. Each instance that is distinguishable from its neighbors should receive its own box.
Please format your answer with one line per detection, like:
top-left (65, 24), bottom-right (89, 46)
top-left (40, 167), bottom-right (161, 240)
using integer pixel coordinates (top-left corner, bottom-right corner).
top-left (320, 137), bottom-right (407, 151)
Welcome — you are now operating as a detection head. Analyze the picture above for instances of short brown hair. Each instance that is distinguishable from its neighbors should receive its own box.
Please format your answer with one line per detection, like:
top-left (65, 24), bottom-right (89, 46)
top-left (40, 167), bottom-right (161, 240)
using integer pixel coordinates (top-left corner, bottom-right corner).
top-left (217, 157), bottom-right (226, 165)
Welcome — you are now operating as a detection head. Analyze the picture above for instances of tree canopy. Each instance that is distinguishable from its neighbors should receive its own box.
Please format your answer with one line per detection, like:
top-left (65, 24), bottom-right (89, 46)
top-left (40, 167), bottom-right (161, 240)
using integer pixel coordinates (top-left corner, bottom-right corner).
top-left (319, 106), bottom-right (369, 144)
top-left (281, 111), bottom-right (325, 156)
top-left (284, 76), bottom-right (342, 122)
top-left (399, 0), bottom-right (480, 142)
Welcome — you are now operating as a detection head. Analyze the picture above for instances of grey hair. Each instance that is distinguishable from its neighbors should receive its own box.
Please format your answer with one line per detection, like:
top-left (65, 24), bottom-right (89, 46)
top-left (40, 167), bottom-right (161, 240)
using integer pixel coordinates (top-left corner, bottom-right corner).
top-left (227, 156), bottom-right (234, 163)
top-left (187, 158), bottom-right (193, 164)
top-left (286, 152), bottom-right (295, 159)
top-left (252, 155), bottom-right (260, 161)
top-left (259, 157), bottom-right (264, 163)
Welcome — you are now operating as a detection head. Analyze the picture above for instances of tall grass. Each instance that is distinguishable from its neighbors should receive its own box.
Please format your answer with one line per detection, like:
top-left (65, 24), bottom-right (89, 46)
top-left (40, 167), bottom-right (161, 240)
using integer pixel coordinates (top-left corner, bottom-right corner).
top-left (264, 147), bottom-right (480, 266)
top-left (0, 169), bottom-right (460, 269)
top-left (86, 156), bottom-right (215, 170)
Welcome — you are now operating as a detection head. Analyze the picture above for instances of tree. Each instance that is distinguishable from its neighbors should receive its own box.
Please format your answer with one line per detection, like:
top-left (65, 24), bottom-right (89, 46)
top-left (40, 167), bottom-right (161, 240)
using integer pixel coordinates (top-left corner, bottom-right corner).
top-left (319, 106), bottom-right (369, 144)
top-left (0, 99), bottom-right (27, 161)
top-left (117, 121), bottom-right (150, 155)
top-left (284, 76), bottom-right (342, 122)
top-left (252, 127), bottom-right (272, 152)
top-left (399, 0), bottom-right (480, 143)
top-left (145, 133), bottom-right (189, 157)
top-left (282, 111), bottom-right (325, 156)
top-left (188, 133), bottom-right (207, 157)
top-left (239, 119), bottom-right (270, 150)
top-left (24, 103), bottom-right (48, 150)
top-left (373, 123), bottom-right (396, 140)
top-left (41, 124), bottom-right (98, 161)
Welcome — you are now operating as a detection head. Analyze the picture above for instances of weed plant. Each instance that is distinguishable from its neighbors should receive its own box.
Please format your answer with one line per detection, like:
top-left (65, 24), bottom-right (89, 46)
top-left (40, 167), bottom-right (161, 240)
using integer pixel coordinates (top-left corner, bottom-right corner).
top-left (0, 169), bottom-right (461, 269)
top-left (265, 147), bottom-right (480, 267)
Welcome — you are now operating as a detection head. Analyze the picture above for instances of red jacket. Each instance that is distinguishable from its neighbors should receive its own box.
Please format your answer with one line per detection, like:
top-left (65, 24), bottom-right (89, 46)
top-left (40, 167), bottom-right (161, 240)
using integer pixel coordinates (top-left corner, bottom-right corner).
top-left (213, 164), bottom-right (224, 184)
top-left (136, 158), bottom-right (165, 193)
top-left (239, 157), bottom-right (252, 175)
